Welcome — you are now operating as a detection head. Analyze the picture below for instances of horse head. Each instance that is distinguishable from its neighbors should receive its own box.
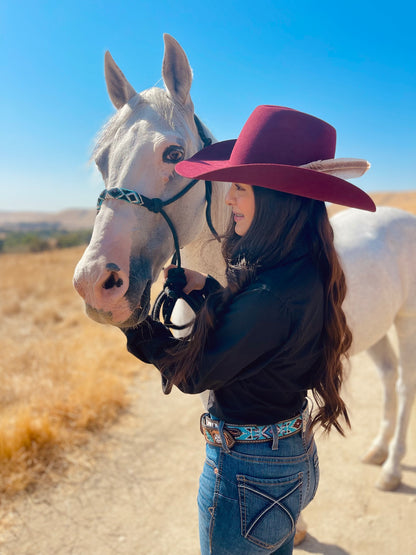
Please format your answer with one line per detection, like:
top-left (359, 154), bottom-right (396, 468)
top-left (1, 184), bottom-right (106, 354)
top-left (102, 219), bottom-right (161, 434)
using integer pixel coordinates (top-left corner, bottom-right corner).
top-left (73, 35), bottom-right (221, 328)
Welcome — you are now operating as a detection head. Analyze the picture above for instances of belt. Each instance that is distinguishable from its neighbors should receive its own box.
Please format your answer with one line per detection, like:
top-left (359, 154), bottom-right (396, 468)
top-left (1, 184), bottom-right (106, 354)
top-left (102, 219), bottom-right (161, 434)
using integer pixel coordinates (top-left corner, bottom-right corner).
top-left (200, 412), bottom-right (303, 449)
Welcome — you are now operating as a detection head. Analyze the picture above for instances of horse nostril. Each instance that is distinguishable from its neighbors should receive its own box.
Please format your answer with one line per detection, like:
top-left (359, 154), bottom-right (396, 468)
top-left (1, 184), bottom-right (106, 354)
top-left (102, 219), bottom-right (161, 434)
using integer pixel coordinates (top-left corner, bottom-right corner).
top-left (103, 272), bottom-right (124, 290)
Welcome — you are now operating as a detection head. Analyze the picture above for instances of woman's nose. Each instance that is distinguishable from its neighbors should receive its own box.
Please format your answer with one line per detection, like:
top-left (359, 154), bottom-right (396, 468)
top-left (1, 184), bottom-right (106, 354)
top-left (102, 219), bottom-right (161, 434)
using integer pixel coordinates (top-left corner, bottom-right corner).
top-left (225, 186), bottom-right (234, 205)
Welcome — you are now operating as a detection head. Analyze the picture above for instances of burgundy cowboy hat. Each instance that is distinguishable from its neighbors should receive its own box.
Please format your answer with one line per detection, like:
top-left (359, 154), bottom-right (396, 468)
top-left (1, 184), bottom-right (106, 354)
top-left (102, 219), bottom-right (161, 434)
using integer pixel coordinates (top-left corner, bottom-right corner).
top-left (176, 105), bottom-right (376, 212)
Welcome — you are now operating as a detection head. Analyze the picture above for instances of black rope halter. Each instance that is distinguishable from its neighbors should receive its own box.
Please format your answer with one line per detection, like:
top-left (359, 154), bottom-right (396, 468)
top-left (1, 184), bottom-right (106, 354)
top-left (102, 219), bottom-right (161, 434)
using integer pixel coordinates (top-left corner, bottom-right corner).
top-left (96, 114), bottom-right (221, 329)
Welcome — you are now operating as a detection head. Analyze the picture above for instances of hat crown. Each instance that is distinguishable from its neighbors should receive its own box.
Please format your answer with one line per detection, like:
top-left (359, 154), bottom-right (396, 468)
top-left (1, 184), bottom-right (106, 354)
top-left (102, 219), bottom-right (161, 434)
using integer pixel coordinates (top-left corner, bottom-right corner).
top-left (229, 105), bottom-right (336, 167)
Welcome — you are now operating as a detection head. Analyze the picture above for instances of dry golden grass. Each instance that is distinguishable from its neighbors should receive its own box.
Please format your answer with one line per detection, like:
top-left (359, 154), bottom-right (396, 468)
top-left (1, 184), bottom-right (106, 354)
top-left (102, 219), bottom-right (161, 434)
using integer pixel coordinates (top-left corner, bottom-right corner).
top-left (0, 247), bottom-right (143, 496)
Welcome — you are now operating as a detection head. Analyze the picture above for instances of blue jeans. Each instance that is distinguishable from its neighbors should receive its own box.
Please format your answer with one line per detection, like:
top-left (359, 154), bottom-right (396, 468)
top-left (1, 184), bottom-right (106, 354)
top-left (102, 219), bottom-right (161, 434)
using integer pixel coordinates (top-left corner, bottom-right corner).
top-left (198, 413), bottom-right (319, 554)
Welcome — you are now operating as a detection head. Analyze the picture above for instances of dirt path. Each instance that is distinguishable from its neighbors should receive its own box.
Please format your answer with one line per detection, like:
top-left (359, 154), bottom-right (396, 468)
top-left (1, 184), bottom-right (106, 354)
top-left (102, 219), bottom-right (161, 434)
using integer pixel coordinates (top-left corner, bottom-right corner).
top-left (1, 352), bottom-right (415, 554)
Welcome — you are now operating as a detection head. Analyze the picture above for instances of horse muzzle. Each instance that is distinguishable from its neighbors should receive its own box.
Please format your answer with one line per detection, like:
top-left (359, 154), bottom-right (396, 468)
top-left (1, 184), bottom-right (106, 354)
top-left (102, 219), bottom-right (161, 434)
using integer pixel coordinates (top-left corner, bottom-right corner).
top-left (73, 255), bottom-right (152, 327)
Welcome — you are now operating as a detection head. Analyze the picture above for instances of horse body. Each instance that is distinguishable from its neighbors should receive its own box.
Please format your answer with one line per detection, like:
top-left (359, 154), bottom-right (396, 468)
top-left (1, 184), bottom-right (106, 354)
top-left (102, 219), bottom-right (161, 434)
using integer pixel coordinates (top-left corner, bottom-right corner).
top-left (74, 35), bottom-right (415, 493)
top-left (333, 207), bottom-right (416, 490)
top-left (334, 207), bottom-right (416, 356)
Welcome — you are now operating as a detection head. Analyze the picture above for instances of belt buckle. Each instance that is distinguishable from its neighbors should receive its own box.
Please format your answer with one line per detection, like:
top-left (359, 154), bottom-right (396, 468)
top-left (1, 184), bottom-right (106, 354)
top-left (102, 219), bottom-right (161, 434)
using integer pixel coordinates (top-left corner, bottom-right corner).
top-left (200, 414), bottom-right (235, 449)
top-left (205, 427), bottom-right (235, 449)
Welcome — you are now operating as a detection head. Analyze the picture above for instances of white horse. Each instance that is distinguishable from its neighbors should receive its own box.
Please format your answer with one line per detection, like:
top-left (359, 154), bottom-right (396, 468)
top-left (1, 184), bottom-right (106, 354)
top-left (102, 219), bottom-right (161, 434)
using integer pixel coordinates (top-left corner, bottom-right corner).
top-left (74, 35), bottom-right (416, 500)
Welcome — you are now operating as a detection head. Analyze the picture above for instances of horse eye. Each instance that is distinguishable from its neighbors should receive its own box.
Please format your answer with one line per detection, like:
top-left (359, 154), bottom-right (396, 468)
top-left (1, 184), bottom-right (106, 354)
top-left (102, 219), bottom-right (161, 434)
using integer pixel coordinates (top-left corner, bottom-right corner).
top-left (163, 145), bottom-right (185, 163)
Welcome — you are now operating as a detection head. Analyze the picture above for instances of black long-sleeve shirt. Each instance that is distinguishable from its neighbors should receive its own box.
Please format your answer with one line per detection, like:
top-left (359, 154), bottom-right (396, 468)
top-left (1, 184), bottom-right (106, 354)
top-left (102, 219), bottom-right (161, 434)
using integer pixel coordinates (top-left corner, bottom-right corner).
top-left (124, 248), bottom-right (325, 424)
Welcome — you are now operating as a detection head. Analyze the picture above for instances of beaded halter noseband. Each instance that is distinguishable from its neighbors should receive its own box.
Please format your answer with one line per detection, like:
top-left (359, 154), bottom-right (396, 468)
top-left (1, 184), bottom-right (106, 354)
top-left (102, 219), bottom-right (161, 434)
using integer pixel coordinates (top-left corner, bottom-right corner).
top-left (96, 114), bottom-right (221, 329)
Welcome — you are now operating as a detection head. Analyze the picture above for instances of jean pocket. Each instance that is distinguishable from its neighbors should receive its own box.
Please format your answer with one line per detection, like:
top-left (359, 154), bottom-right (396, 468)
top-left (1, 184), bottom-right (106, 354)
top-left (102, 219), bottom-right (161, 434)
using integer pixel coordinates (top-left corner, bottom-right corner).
top-left (237, 472), bottom-right (302, 550)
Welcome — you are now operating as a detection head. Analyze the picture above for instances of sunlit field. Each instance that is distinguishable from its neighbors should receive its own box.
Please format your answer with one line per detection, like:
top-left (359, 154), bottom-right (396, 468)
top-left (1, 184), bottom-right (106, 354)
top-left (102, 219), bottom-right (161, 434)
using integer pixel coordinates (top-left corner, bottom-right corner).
top-left (0, 247), bottom-right (144, 497)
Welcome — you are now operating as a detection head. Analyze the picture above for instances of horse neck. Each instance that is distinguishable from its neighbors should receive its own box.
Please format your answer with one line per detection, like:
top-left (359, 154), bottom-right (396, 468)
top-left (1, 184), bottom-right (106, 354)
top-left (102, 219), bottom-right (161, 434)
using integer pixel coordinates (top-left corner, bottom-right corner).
top-left (180, 118), bottom-right (230, 283)
top-left (193, 118), bottom-right (231, 237)
top-left (181, 179), bottom-right (229, 284)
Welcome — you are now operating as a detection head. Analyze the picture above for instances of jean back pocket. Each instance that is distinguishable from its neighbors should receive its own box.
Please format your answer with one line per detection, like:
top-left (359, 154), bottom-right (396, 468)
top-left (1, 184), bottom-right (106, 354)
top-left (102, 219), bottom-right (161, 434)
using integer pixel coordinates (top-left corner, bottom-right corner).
top-left (237, 472), bottom-right (302, 550)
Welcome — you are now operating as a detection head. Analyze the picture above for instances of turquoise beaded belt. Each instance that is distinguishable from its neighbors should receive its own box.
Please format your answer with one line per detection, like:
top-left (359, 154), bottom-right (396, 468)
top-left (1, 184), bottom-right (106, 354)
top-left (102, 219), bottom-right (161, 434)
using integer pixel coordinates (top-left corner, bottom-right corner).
top-left (200, 412), bottom-right (303, 449)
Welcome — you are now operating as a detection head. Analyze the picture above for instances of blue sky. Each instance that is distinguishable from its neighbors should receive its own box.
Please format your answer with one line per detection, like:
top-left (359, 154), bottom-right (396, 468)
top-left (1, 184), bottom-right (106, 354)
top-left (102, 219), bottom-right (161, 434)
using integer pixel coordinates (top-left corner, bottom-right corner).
top-left (1, 0), bottom-right (415, 212)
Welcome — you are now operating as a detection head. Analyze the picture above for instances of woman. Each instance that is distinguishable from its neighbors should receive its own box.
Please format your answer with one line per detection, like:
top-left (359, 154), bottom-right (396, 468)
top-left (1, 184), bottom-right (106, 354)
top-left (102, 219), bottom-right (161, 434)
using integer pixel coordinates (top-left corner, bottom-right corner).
top-left (124, 106), bottom-right (375, 554)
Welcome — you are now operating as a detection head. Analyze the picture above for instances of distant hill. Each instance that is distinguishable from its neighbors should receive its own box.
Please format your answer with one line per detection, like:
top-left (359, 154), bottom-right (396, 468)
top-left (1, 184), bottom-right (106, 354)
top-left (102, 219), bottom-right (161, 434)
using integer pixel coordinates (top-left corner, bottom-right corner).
top-left (327, 190), bottom-right (416, 216)
top-left (0, 208), bottom-right (96, 231)
top-left (1, 191), bottom-right (415, 231)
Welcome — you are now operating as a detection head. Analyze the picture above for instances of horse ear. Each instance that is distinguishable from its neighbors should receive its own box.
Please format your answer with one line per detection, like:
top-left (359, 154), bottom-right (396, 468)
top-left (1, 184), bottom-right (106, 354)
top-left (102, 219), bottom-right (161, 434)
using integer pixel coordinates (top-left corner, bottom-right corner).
top-left (104, 51), bottom-right (137, 110)
top-left (162, 34), bottom-right (193, 107)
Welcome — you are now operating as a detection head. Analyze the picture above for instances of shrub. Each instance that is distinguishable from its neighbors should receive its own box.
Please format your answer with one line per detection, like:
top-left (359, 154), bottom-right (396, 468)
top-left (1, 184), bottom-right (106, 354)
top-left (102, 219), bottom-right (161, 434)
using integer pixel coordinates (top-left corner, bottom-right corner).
top-left (0, 229), bottom-right (92, 254)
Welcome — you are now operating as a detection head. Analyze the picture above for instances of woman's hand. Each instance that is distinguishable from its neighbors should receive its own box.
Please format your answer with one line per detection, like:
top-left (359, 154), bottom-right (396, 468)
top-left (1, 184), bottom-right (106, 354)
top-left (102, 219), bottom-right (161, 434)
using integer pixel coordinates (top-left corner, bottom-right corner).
top-left (163, 265), bottom-right (207, 294)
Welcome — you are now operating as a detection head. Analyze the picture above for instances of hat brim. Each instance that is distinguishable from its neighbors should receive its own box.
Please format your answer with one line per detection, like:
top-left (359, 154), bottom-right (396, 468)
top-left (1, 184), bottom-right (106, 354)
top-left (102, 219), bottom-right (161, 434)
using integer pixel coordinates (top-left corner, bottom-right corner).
top-left (176, 140), bottom-right (376, 212)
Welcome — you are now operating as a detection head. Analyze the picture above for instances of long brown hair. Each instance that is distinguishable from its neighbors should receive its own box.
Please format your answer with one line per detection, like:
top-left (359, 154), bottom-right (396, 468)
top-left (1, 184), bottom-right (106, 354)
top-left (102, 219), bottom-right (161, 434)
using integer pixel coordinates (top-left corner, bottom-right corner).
top-left (165, 187), bottom-right (352, 435)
